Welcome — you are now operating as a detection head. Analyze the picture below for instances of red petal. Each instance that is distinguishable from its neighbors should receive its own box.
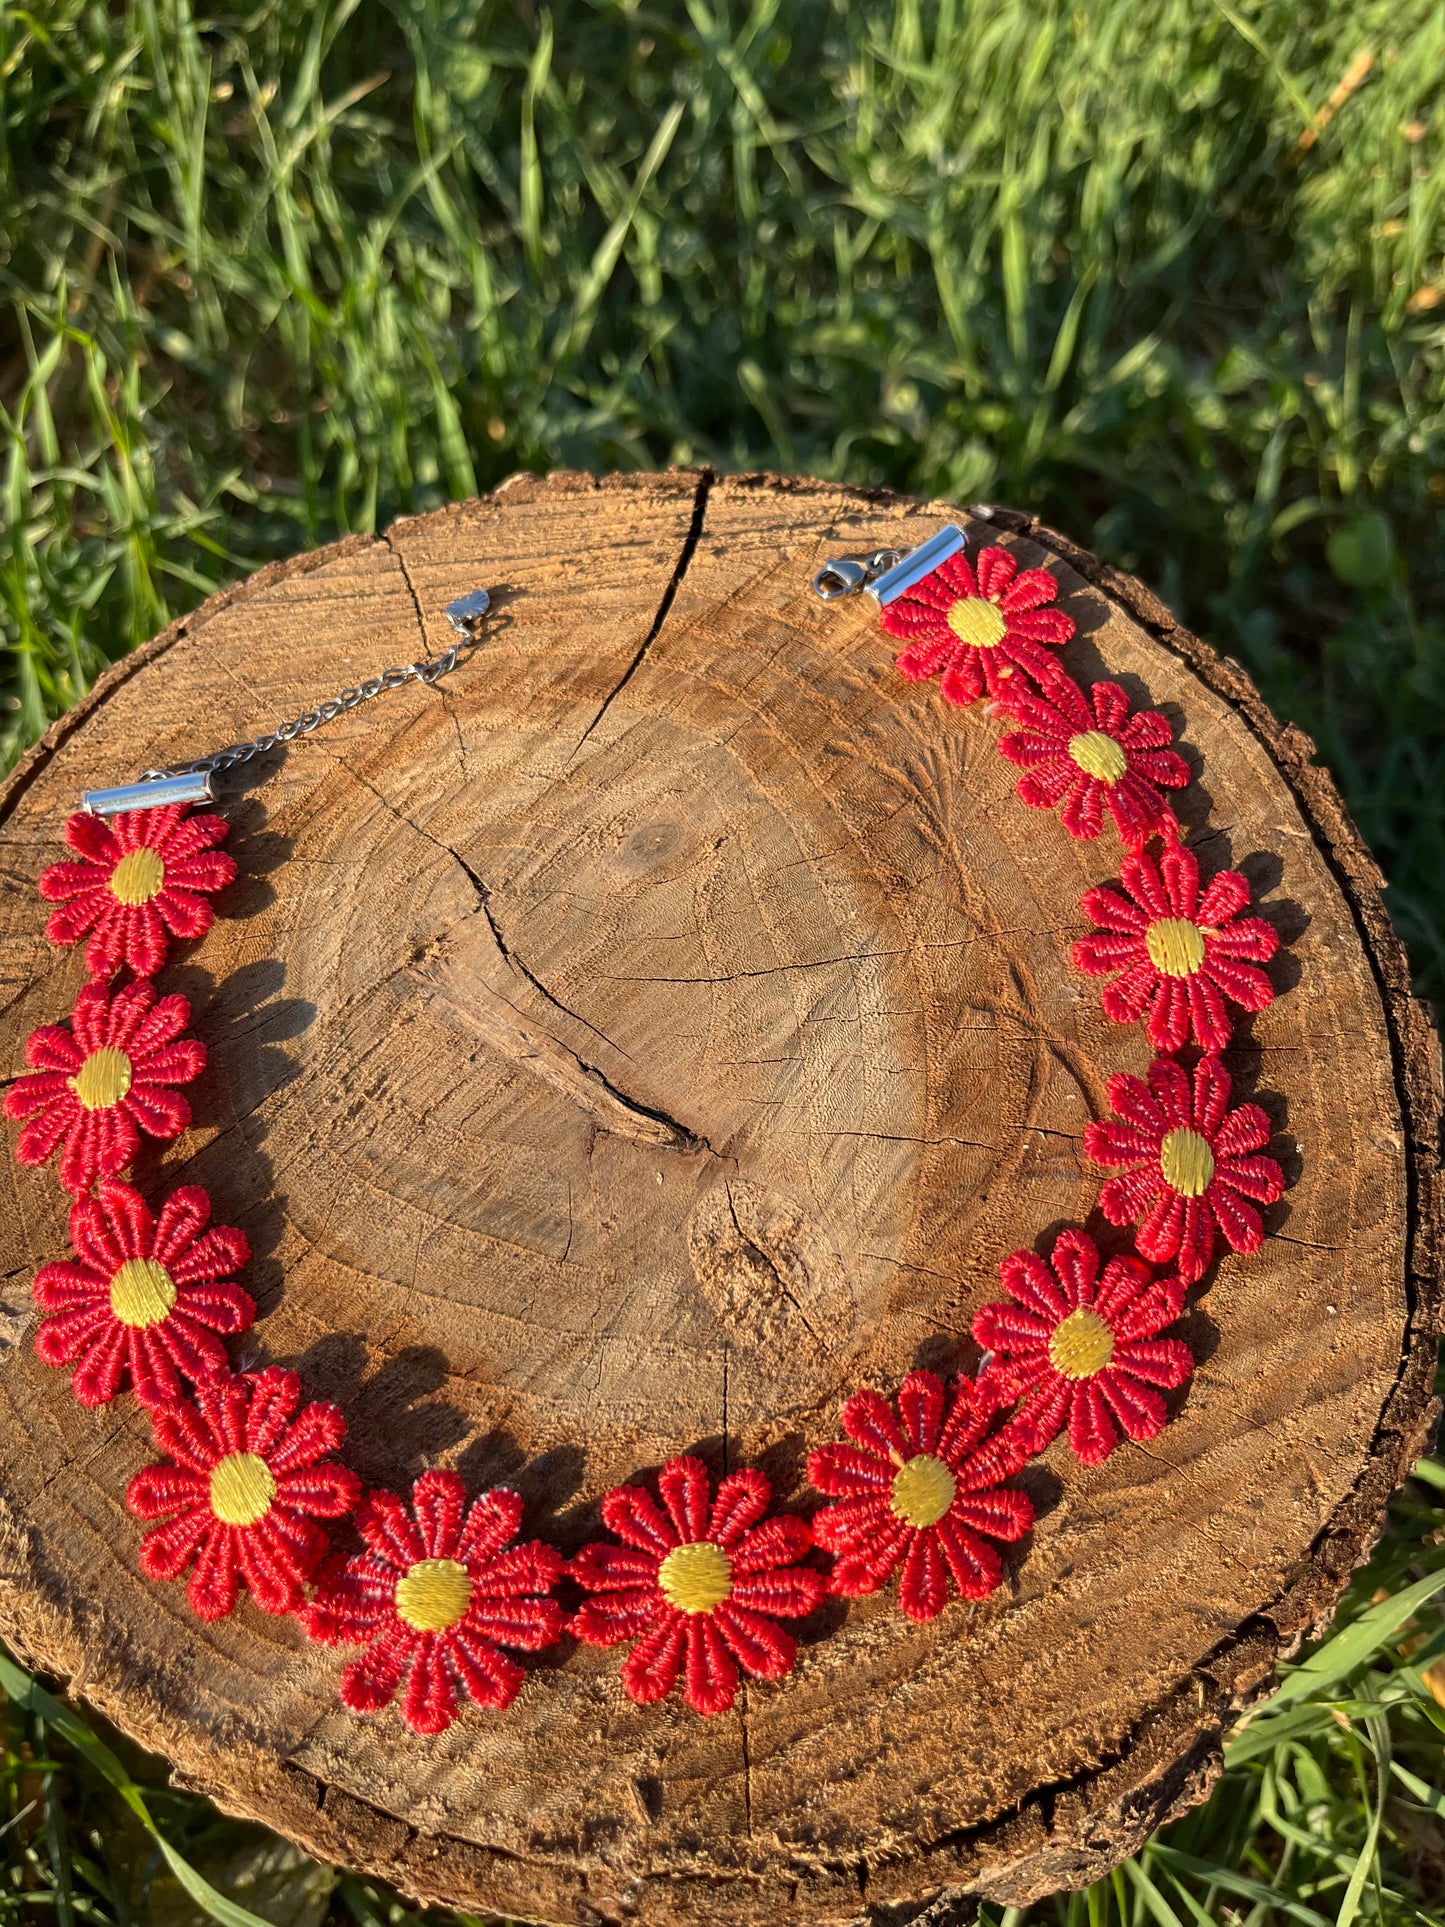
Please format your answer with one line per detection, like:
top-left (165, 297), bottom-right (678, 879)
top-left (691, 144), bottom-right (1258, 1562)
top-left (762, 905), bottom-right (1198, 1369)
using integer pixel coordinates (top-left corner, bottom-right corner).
top-left (713, 1601), bottom-right (798, 1682)
top-left (601, 1481), bottom-right (677, 1557)
top-left (356, 1489), bottom-right (423, 1573)
top-left (683, 1614), bottom-right (739, 1715)
top-left (658, 1455), bottom-right (712, 1542)
top-left (896, 1368), bottom-right (945, 1455)
top-left (401, 1638), bottom-right (458, 1733)
top-left (449, 1628), bottom-right (526, 1710)
top-left (412, 1468), bottom-right (468, 1559)
top-left (897, 1530), bottom-right (949, 1620)
top-left (620, 1616), bottom-right (687, 1705)
top-left (457, 1485), bottom-right (526, 1564)
top-left (1065, 1380), bottom-right (1117, 1464)
top-left (339, 1630), bottom-right (412, 1713)
top-left (729, 1513), bottom-right (811, 1575)
top-left (706, 1466), bottom-right (771, 1546)
top-left (933, 1517), bottom-right (1006, 1599)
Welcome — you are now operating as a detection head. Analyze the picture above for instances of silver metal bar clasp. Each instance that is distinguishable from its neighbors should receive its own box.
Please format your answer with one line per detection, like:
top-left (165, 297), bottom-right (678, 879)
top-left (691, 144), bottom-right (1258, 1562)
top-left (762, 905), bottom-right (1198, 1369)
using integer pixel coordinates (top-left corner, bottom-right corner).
top-left (812, 523), bottom-right (967, 608)
top-left (83, 771), bottom-right (216, 818)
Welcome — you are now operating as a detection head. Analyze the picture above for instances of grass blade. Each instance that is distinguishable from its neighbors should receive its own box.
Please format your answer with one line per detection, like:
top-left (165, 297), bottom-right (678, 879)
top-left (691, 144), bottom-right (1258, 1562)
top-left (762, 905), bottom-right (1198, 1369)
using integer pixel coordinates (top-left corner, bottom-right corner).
top-left (1266, 1568), bottom-right (1445, 1709)
top-left (0, 1647), bottom-right (277, 1927)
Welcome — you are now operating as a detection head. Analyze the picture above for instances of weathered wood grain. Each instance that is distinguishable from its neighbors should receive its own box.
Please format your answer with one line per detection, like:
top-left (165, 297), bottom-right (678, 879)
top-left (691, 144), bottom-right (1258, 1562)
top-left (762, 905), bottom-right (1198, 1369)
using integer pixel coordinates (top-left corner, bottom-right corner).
top-left (0, 471), bottom-right (1437, 1927)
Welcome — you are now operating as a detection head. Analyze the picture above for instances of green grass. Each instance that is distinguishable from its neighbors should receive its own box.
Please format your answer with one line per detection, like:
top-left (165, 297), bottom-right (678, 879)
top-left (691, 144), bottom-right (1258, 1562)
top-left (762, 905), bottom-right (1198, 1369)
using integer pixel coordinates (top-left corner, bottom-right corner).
top-left (2, 0), bottom-right (1443, 993)
top-left (1, 0), bottom-right (1443, 1921)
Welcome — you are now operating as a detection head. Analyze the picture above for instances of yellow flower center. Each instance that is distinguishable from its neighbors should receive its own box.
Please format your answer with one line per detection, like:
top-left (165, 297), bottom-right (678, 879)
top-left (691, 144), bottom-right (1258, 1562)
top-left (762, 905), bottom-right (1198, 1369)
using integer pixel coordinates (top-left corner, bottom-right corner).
top-left (208, 1452), bottom-right (276, 1528)
top-left (945, 596), bottom-right (1008, 650)
top-left (657, 1541), bottom-right (733, 1614)
top-left (1161, 1126), bottom-right (1215, 1197)
top-left (1067, 731), bottom-right (1129, 784)
top-left (109, 1257), bottom-right (177, 1329)
top-left (1048, 1306), bottom-right (1116, 1379)
top-left (395, 1557), bottom-right (473, 1632)
top-left (1145, 917), bottom-right (1206, 977)
top-left (109, 847), bottom-right (166, 906)
top-left (889, 1453), bottom-right (957, 1529)
top-left (72, 1047), bottom-right (133, 1111)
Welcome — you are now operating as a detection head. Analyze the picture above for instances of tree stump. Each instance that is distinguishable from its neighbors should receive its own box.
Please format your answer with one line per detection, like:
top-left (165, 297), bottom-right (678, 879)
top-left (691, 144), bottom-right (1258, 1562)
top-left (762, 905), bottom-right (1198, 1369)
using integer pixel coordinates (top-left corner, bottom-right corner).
top-left (0, 471), bottom-right (1438, 1927)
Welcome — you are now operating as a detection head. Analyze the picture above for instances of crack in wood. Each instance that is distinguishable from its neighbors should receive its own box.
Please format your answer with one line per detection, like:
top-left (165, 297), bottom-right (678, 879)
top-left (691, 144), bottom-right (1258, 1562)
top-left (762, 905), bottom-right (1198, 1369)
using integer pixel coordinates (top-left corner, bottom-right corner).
top-left (572, 467), bottom-right (714, 755)
top-left (297, 736), bottom-right (711, 1155)
top-left (436, 851), bottom-right (714, 1156)
top-left (450, 847), bottom-right (625, 1060)
top-left (383, 531), bottom-right (429, 654)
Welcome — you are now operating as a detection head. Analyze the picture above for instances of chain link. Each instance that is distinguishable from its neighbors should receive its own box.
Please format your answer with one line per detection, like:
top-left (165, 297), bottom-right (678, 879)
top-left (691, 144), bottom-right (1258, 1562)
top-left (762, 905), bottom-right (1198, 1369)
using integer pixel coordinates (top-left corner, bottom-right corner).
top-left (811, 548), bottom-right (905, 600)
top-left (142, 594), bottom-right (489, 783)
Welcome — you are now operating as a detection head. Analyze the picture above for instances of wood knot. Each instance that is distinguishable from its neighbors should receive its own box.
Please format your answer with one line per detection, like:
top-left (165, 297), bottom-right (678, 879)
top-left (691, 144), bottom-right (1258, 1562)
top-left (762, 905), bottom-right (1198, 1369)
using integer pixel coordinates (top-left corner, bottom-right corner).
top-left (613, 819), bottom-right (685, 875)
top-left (686, 1179), bottom-right (854, 1392)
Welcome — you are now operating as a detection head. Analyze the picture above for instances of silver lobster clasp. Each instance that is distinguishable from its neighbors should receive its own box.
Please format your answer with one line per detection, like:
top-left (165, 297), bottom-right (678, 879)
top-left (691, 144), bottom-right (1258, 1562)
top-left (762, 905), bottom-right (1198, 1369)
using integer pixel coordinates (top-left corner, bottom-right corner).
top-left (811, 525), bottom-right (967, 607)
top-left (812, 550), bottom-right (902, 601)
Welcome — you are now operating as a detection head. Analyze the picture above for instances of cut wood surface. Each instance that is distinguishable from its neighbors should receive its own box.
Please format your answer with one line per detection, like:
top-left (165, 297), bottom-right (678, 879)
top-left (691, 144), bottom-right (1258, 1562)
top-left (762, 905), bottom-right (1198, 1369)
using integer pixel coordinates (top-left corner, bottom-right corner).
top-left (0, 471), bottom-right (1438, 1927)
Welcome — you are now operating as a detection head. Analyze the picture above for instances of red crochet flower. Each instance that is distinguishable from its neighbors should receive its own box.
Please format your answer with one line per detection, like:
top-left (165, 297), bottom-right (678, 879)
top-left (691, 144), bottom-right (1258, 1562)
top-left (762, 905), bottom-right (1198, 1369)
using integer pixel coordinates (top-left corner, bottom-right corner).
top-left (1084, 1054), bottom-right (1285, 1284)
top-left (1074, 843), bottom-right (1278, 1052)
top-left (997, 677), bottom-right (1189, 845)
top-left (39, 806), bottom-right (235, 981)
top-left (33, 1178), bottom-right (254, 1409)
top-left (880, 544), bottom-right (1075, 706)
top-left (303, 1470), bottom-right (564, 1734)
top-left (972, 1230), bottom-right (1193, 1465)
top-left (127, 1367), bottom-right (360, 1621)
top-left (568, 1456), bottom-right (824, 1717)
top-left (807, 1371), bottom-right (1036, 1621)
top-left (4, 979), bottom-right (205, 1194)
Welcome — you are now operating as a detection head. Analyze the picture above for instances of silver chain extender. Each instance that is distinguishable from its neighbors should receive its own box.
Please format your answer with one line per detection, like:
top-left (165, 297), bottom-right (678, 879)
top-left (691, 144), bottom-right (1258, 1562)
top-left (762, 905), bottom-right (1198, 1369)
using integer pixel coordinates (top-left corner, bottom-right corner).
top-left (85, 518), bottom-right (970, 814)
top-left (811, 524), bottom-right (968, 606)
top-left (83, 590), bottom-right (492, 816)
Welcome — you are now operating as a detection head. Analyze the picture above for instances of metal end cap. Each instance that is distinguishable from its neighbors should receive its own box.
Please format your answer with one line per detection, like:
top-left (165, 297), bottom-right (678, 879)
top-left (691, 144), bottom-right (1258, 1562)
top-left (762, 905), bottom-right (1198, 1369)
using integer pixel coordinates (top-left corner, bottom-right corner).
top-left (445, 589), bottom-right (492, 633)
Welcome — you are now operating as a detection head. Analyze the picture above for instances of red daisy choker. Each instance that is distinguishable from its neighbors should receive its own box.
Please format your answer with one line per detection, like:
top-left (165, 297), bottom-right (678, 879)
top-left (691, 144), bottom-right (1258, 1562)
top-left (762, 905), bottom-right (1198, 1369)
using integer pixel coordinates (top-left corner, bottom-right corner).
top-left (7, 528), bottom-right (1291, 1730)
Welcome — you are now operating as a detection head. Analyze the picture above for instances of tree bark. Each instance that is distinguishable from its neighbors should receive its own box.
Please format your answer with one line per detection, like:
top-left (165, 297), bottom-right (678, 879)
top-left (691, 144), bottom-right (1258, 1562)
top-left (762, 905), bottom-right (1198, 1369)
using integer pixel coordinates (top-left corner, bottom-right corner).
top-left (0, 471), bottom-right (1438, 1927)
